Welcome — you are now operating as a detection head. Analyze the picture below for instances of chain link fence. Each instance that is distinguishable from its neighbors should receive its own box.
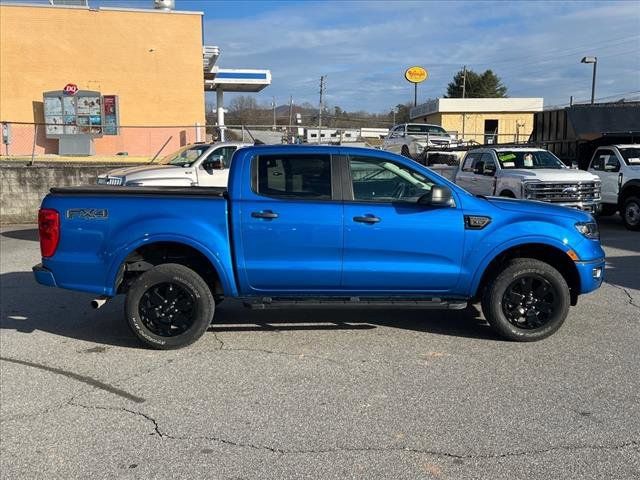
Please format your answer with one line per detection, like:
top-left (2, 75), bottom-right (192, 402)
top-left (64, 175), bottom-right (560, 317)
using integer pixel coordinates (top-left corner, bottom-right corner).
top-left (0, 121), bottom-right (532, 164)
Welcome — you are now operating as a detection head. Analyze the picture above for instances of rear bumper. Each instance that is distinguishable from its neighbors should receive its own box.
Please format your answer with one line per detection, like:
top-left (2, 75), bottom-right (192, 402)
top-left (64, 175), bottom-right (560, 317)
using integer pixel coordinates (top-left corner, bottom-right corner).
top-left (575, 258), bottom-right (605, 294)
top-left (32, 263), bottom-right (57, 287)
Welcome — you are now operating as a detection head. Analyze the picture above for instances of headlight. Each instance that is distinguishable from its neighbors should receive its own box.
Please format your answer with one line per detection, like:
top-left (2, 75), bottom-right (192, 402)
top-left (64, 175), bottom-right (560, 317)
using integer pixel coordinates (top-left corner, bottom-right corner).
top-left (575, 221), bottom-right (599, 239)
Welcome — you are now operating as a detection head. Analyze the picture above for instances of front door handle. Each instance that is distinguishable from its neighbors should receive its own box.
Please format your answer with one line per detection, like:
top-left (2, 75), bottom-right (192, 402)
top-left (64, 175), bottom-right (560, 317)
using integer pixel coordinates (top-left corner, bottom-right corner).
top-left (251, 210), bottom-right (279, 219)
top-left (353, 215), bottom-right (380, 224)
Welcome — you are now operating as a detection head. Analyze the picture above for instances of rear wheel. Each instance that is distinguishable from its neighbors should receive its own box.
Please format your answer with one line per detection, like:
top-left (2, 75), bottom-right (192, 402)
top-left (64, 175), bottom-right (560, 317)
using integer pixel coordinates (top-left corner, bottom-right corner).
top-left (125, 263), bottom-right (214, 349)
top-left (481, 259), bottom-right (570, 341)
top-left (622, 196), bottom-right (640, 231)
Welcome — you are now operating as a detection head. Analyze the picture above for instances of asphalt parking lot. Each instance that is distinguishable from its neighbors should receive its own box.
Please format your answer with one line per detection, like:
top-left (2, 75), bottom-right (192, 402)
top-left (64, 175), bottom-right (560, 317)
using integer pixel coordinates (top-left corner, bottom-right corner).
top-left (1, 218), bottom-right (639, 480)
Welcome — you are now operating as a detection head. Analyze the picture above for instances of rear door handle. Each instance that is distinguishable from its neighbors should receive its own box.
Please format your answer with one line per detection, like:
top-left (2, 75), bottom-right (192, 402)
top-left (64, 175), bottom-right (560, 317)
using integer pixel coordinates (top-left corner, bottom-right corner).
top-left (251, 210), bottom-right (279, 219)
top-left (353, 215), bottom-right (380, 224)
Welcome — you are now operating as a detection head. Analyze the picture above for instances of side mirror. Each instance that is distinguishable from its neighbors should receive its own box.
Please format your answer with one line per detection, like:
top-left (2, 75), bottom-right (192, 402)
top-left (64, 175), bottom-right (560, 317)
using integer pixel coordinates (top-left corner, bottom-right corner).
top-left (473, 161), bottom-right (485, 175)
top-left (484, 164), bottom-right (496, 176)
top-left (203, 155), bottom-right (224, 170)
top-left (418, 185), bottom-right (453, 207)
top-left (604, 163), bottom-right (619, 172)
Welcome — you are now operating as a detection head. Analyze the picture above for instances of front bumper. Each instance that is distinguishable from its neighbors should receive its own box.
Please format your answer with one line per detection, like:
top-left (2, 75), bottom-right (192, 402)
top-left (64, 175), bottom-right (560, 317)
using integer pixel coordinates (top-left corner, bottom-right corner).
top-left (32, 263), bottom-right (57, 287)
top-left (575, 258), bottom-right (605, 294)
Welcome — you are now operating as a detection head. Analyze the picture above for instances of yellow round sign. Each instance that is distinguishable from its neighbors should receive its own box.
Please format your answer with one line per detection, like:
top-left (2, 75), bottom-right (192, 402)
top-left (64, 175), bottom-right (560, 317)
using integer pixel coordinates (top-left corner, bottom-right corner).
top-left (405, 66), bottom-right (428, 83)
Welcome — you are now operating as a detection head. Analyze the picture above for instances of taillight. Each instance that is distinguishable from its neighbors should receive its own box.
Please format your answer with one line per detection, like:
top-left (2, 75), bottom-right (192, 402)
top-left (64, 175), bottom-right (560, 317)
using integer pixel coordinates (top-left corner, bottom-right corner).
top-left (38, 208), bottom-right (60, 258)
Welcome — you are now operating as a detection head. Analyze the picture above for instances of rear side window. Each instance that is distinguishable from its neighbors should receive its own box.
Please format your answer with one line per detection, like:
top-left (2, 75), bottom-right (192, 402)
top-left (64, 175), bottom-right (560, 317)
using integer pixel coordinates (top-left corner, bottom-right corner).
top-left (254, 154), bottom-right (332, 199)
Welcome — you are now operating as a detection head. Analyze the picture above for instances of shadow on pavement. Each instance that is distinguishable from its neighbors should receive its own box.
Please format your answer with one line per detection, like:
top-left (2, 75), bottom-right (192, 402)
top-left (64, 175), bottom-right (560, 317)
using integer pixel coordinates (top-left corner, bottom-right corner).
top-left (1, 228), bottom-right (39, 242)
top-left (0, 271), bottom-right (498, 349)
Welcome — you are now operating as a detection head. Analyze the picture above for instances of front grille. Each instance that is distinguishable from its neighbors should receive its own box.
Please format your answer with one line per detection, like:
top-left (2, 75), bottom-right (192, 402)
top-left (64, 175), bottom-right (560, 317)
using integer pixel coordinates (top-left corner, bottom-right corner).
top-left (524, 181), bottom-right (601, 203)
top-left (97, 177), bottom-right (123, 186)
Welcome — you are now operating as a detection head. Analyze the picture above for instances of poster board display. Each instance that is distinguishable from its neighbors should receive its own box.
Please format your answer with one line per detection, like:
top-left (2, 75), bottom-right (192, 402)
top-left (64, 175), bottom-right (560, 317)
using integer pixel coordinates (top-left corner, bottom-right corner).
top-left (43, 89), bottom-right (103, 138)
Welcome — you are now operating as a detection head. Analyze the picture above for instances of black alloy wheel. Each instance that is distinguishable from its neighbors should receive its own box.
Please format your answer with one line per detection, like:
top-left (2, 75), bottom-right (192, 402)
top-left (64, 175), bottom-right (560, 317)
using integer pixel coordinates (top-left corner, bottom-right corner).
top-left (501, 275), bottom-right (558, 329)
top-left (139, 282), bottom-right (196, 337)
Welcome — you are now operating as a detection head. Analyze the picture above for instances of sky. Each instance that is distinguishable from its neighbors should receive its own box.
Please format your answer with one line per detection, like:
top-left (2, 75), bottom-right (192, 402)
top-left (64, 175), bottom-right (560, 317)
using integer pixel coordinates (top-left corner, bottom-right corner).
top-left (8, 0), bottom-right (640, 112)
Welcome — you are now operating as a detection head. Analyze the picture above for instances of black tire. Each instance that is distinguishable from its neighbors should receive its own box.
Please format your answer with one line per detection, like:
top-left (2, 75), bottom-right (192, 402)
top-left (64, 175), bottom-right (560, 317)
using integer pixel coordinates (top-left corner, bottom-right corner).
top-left (401, 145), bottom-right (413, 159)
top-left (125, 263), bottom-right (214, 349)
top-left (621, 195), bottom-right (640, 231)
top-left (481, 259), bottom-right (570, 341)
top-left (597, 204), bottom-right (617, 217)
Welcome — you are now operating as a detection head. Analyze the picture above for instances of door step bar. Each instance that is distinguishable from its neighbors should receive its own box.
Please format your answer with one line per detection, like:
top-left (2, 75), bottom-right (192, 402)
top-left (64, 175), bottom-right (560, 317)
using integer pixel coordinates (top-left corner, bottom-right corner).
top-left (243, 296), bottom-right (468, 310)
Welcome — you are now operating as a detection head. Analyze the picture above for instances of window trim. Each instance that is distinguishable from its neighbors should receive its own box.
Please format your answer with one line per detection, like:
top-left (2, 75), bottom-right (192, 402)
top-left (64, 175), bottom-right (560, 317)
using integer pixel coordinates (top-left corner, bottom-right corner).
top-left (250, 153), bottom-right (341, 202)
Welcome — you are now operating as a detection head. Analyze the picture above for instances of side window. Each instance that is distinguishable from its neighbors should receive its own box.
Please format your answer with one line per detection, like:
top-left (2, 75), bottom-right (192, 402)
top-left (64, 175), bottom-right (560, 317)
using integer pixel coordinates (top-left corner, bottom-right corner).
top-left (254, 154), bottom-right (332, 200)
top-left (480, 153), bottom-right (497, 174)
top-left (591, 153), bottom-right (605, 171)
top-left (462, 153), bottom-right (479, 172)
top-left (349, 156), bottom-right (435, 202)
top-left (216, 146), bottom-right (237, 168)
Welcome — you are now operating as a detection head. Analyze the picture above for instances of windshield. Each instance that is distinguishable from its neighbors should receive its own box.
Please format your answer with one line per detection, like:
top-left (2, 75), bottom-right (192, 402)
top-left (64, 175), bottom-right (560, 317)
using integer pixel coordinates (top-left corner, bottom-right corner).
top-left (496, 150), bottom-right (566, 169)
top-left (158, 144), bottom-right (210, 167)
top-left (406, 124), bottom-right (449, 136)
top-left (619, 147), bottom-right (640, 166)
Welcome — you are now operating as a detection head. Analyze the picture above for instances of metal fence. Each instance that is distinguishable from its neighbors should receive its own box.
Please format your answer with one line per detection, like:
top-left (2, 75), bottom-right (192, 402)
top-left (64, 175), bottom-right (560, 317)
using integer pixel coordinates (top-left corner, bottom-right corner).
top-left (0, 121), bottom-right (532, 163)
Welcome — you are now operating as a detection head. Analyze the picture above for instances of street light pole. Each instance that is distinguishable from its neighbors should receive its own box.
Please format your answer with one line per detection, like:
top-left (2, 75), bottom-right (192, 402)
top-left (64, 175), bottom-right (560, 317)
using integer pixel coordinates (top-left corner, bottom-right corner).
top-left (581, 56), bottom-right (597, 104)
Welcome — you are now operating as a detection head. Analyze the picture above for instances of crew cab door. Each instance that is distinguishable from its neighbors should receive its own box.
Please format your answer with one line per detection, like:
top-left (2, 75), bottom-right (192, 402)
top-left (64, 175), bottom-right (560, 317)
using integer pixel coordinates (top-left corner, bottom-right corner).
top-left (196, 146), bottom-right (237, 187)
top-left (383, 126), bottom-right (404, 153)
top-left (455, 152), bottom-right (495, 195)
top-left (341, 154), bottom-right (464, 292)
top-left (236, 152), bottom-right (343, 292)
top-left (588, 148), bottom-right (620, 204)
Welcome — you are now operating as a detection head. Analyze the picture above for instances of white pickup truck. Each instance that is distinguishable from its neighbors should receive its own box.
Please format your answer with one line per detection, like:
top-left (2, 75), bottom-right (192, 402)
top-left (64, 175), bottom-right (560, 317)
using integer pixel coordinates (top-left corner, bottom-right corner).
top-left (382, 123), bottom-right (453, 159)
top-left (587, 144), bottom-right (640, 230)
top-left (455, 147), bottom-right (601, 212)
top-left (97, 141), bottom-right (250, 187)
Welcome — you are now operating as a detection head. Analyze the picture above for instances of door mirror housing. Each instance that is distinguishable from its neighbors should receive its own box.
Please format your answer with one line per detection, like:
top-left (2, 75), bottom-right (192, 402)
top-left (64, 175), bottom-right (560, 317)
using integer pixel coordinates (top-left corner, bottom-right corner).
top-left (203, 155), bottom-right (224, 171)
top-left (418, 185), bottom-right (453, 207)
top-left (604, 162), bottom-right (619, 172)
top-left (484, 163), bottom-right (496, 176)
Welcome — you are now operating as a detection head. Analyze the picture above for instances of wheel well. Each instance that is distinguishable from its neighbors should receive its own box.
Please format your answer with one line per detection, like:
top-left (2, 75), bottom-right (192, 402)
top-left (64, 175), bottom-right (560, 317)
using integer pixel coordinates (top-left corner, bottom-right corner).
top-left (619, 185), bottom-right (640, 206)
top-left (499, 189), bottom-right (516, 198)
top-left (116, 241), bottom-right (223, 297)
top-left (474, 243), bottom-right (581, 306)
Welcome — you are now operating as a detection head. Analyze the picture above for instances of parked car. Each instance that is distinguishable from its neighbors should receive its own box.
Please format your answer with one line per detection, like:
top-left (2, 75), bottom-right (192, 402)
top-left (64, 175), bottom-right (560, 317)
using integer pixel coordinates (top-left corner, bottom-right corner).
top-left (382, 123), bottom-right (453, 158)
top-left (455, 147), bottom-right (601, 213)
top-left (34, 145), bottom-right (605, 349)
top-left (97, 142), bottom-right (250, 187)
top-left (587, 144), bottom-right (640, 230)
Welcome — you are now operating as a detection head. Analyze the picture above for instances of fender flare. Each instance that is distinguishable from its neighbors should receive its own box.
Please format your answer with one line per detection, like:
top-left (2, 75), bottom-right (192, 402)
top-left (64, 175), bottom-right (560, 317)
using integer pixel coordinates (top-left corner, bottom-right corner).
top-left (468, 235), bottom-right (576, 296)
top-left (105, 233), bottom-right (237, 297)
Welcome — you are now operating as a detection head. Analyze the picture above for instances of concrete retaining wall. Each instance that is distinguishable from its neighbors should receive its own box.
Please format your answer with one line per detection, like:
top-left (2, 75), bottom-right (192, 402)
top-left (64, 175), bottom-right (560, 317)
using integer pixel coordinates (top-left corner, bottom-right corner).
top-left (1, 163), bottom-right (133, 224)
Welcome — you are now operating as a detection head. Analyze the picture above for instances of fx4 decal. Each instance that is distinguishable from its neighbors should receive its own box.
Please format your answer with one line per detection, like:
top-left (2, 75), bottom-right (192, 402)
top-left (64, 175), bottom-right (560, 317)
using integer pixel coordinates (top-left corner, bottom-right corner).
top-left (66, 208), bottom-right (109, 220)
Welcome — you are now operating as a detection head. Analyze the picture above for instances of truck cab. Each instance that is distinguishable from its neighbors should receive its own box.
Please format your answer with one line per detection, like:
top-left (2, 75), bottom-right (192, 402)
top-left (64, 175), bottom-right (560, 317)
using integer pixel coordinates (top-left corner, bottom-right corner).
top-left (587, 144), bottom-right (640, 230)
top-left (455, 147), bottom-right (601, 213)
top-left (382, 123), bottom-right (453, 159)
top-left (34, 145), bottom-right (605, 349)
top-left (97, 141), bottom-right (251, 187)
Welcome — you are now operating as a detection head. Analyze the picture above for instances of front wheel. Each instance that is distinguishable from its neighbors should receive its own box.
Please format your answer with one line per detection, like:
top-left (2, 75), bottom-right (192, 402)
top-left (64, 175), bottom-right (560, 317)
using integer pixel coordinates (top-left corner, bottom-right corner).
top-left (125, 263), bottom-right (214, 349)
top-left (622, 196), bottom-right (640, 231)
top-left (481, 259), bottom-right (570, 341)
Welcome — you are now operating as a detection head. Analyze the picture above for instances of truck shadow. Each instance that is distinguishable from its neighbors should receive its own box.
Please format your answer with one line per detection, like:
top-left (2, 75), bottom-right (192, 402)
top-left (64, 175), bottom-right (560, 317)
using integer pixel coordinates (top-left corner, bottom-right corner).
top-left (0, 271), bottom-right (498, 348)
top-left (1, 228), bottom-right (39, 242)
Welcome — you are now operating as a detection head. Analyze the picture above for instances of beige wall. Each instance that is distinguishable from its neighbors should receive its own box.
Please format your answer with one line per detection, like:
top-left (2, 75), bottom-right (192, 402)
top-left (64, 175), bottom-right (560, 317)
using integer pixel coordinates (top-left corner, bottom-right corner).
top-left (423, 112), bottom-right (535, 143)
top-left (0, 4), bottom-right (205, 126)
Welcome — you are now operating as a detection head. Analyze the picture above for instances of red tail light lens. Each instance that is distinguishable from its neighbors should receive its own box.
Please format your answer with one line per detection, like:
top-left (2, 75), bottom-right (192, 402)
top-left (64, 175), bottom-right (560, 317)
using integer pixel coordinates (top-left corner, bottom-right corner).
top-left (38, 208), bottom-right (60, 258)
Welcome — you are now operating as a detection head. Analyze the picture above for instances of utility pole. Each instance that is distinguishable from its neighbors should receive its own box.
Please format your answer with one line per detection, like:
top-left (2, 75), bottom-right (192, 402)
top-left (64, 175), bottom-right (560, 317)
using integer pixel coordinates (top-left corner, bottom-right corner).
top-left (461, 65), bottom-right (467, 141)
top-left (272, 97), bottom-right (276, 130)
top-left (318, 75), bottom-right (325, 144)
top-left (462, 65), bottom-right (467, 98)
top-left (288, 96), bottom-right (293, 127)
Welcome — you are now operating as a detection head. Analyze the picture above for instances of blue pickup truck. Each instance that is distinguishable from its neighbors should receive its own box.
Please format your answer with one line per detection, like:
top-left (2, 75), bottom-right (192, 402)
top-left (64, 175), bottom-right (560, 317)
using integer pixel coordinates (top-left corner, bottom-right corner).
top-left (34, 145), bottom-right (605, 349)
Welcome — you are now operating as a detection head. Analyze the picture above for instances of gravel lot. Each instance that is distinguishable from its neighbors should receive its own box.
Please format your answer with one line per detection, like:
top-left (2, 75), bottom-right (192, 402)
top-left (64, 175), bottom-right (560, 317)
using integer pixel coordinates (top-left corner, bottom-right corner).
top-left (1, 218), bottom-right (639, 479)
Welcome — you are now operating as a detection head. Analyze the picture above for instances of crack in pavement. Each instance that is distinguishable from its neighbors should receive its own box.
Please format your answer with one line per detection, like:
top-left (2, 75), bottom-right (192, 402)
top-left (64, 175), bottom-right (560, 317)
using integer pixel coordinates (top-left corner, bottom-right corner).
top-left (211, 331), bottom-right (345, 366)
top-left (65, 401), bottom-right (639, 460)
top-left (606, 282), bottom-right (640, 311)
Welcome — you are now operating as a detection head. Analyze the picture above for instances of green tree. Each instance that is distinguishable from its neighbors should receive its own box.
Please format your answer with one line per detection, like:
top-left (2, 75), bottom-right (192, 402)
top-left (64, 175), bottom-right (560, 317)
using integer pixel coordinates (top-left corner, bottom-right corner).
top-left (446, 68), bottom-right (507, 98)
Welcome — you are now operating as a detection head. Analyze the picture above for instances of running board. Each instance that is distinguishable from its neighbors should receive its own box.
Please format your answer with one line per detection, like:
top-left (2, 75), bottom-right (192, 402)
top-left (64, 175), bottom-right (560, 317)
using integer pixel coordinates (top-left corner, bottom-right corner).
top-left (243, 297), bottom-right (468, 310)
